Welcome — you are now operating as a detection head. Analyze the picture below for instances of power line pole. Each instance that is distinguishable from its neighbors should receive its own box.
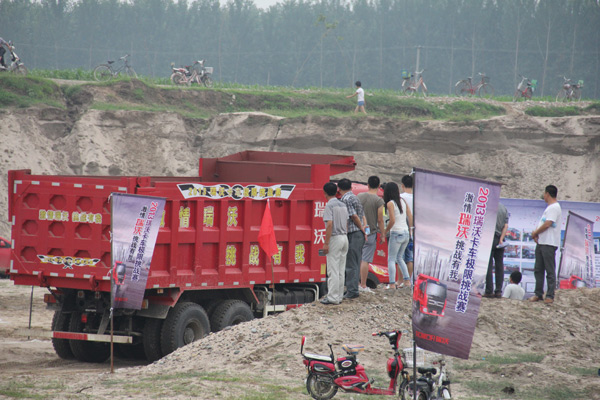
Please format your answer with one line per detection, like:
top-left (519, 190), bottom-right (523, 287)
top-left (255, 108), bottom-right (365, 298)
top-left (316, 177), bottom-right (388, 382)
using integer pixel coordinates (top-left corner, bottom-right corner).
top-left (415, 45), bottom-right (422, 74)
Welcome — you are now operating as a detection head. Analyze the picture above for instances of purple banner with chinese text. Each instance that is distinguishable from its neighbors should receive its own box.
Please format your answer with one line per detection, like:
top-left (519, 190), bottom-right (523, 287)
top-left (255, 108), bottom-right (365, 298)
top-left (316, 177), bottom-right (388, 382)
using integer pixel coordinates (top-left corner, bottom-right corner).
top-left (111, 193), bottom-right (166, 310)
top-left (413, 169), bottom-right (501, 360)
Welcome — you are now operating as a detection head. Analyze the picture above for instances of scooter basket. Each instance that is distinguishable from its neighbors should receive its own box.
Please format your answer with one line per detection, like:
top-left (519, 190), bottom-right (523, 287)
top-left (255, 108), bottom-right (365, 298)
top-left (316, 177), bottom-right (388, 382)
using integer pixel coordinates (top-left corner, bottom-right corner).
top-left (403, 347), bottom-right (437, 368)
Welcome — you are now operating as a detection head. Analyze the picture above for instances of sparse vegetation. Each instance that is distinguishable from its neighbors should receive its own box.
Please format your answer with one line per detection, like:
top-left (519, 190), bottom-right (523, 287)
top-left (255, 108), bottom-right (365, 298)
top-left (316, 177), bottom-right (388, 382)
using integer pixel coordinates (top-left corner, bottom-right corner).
top-left (0, 75), bottom-right (63, 108)
top-left (525, 105), bottom-right (581, 117)
top-left (3, 73), bottom-right (599, 123)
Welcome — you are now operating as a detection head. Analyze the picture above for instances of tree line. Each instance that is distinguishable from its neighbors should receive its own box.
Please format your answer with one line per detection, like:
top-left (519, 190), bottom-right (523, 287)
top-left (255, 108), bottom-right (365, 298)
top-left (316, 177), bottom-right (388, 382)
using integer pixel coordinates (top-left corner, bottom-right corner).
top-left (1, 0), bottom-right (599, 97)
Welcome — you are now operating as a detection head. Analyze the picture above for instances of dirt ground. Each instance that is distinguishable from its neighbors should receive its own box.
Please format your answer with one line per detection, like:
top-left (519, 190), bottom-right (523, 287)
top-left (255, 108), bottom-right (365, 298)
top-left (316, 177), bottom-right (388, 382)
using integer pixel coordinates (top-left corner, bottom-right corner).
top-left (1, 278), bottom-right (599, 400)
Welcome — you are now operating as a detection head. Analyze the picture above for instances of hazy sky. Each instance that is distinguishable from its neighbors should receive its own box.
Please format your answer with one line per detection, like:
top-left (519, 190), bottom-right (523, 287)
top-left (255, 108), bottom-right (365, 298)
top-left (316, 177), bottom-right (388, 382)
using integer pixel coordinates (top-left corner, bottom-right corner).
top-left (251, 0), bottom-right (282, 9)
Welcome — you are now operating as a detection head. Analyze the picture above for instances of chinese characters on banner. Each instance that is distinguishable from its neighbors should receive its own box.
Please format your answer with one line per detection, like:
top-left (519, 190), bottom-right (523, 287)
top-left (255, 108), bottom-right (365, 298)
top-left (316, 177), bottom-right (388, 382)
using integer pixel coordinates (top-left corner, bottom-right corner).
top-left (111, 193), bottom-right (166, 310)
top-left (177, 183), bottom-right (295, 200)
top-left (413, 169), bottom-right (500, 359)
top-left (558, 211), bottom-right (596, 289)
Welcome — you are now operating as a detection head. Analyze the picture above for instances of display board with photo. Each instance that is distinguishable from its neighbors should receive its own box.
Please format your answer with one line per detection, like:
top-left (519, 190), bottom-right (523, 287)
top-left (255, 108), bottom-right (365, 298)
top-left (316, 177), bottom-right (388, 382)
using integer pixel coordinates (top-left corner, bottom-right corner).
top-left (498, 198), bottom-right (600, 295)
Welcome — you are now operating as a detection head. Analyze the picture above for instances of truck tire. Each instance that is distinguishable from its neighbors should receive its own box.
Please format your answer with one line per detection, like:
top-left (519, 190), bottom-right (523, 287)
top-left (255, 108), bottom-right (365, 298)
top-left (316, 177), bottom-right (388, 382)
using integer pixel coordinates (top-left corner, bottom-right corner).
top-left (366, 271), bottom-right (380, 289)
top-left (68, 311), bottom-right (110, 363)
top-left (115, 318), bottom-right (146, 359)
top-left (210, 299), bottom-right (254, 332)
top-left (143, 317), bottom-right (164, 362)
top-left (160, 302), bottom-right (209, 356)
top-left (51, 311), bottom-right (75, 359)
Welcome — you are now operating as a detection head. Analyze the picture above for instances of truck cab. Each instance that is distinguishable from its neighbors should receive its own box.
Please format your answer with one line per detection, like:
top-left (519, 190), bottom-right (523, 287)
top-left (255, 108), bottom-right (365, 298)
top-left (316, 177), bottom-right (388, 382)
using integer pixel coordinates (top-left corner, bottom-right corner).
top-left (413, 274), bottom-right (447, 318)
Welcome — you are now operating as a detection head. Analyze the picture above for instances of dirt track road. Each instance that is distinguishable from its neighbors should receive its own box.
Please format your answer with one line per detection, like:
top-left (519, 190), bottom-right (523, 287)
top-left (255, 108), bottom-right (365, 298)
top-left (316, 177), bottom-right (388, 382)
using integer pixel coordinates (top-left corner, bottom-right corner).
top-left (0, 280), bottom-right (144, 387)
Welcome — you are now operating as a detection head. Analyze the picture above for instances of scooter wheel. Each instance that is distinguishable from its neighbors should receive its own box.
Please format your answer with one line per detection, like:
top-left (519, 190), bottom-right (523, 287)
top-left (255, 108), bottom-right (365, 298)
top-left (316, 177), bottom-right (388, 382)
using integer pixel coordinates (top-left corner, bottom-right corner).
top-left (306, 373), bottom-right (338, 400)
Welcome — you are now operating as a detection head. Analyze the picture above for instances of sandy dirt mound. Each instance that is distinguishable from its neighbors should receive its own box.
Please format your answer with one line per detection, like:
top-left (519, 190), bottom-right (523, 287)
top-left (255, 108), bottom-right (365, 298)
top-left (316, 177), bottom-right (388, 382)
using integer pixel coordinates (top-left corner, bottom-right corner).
top-left (1, 280), bottom-right (599, 399)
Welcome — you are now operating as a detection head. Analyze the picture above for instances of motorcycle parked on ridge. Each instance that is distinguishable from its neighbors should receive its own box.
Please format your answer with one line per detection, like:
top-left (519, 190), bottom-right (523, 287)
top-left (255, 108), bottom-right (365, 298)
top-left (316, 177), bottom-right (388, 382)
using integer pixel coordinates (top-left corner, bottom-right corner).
top-left (300, 330), bottom-right (409, 399)
top-left (0, 42), bottom-right (27, 76)
top-left (170, 59), bottom-right (213, 87)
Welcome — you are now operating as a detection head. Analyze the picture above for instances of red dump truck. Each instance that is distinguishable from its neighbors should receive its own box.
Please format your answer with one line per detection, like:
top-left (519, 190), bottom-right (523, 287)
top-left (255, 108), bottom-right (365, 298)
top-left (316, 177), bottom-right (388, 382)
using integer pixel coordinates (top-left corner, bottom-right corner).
top-left (8, 151), bottom-right (389, 363)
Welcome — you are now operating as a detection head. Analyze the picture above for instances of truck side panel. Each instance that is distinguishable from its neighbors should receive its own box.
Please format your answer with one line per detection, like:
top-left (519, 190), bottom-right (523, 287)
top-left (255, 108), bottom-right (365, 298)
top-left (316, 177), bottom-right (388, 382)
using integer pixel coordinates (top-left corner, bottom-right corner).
top-left (9, 173), bottom-right (328, 292)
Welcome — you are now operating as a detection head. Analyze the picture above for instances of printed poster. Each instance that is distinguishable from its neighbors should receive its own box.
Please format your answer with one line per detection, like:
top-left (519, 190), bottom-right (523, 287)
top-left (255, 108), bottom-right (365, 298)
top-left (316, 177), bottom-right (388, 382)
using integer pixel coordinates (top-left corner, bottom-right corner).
top-left (499, 198), bottom-right (600, 292)
top-left (111, 193), bottom-right (166, 310)
top-left (557, 212), bottom-right (595, 289)
top-left (413, 168), bottom-right (501, 360)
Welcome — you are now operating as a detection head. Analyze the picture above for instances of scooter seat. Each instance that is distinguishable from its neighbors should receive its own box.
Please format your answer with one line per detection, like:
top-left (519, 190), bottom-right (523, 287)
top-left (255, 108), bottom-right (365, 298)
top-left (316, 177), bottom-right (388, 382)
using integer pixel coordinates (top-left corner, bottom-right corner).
top-left (304, 352), bottom-right (333, 362)
top-left (418, 367), bottom-right (437, 375)
top-left (342, 344), bottom-right (365, 355)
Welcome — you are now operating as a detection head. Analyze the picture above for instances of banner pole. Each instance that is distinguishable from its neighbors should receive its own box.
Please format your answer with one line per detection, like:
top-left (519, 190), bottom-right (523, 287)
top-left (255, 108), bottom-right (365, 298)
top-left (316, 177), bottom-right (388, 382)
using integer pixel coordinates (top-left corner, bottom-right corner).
top-left (109, 193), bottom-right (115, 374)
top-left (110, 308), bottom-right (114, 374)
top-left (411, 168), bottom-right (417, 400)
top-left (413, 340), bottom-right (417, 400)
top-left (556, 213), bottom-right (570, 290)
top-left (271, 259), bottom-right (276, 309)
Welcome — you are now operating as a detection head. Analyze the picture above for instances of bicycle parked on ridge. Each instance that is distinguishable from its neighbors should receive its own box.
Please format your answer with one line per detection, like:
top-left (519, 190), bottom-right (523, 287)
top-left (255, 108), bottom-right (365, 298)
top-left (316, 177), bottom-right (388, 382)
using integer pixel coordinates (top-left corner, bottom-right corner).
top-left (93, 54), bottom-right (138, 81)
top-left (512, 75), bottom-right (537, 102)
top-left (399, 356), bottom-right (452, 400)
top-left (454, 73), bottom-right (493, 98)
top-left (402, 69), bottom-right (427, 97)
top-left (556, 76), bottom-right (582, 102)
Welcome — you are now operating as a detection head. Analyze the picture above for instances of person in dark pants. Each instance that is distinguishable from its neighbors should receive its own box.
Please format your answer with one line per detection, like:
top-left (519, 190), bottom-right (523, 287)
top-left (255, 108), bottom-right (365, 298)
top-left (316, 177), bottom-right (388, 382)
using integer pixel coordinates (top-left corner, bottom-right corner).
top-left (0, 37), bottom-right (13, 69)
top-left (338, 178), bottom-right (367, 299)
top-left (484, 202), bottom-right (509, 298)
top-left (529, 185), bottom-right (562, 305)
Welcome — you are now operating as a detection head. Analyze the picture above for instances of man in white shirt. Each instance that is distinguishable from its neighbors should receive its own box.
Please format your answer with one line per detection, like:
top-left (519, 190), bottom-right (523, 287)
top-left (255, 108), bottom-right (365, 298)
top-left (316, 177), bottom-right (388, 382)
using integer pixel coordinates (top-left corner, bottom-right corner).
top-left (346, 81), bottom-right (366, 115)
top-left (529, 185), bottom-right (562, 305)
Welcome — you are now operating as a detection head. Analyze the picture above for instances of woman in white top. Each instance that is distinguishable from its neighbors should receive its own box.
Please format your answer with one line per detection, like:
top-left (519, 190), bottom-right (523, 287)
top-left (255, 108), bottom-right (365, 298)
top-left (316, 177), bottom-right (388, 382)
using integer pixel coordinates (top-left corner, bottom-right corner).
top-left (383, 182), bottom-right (413, 288)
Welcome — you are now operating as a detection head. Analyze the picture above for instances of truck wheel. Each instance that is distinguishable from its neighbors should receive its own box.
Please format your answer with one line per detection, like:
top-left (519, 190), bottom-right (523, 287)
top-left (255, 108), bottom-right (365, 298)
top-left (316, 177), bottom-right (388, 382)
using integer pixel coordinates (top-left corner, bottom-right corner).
top-left (51, 311), bottom-right (75, 359)
top-left (143, 317), bottom-right (164, 362)
top-left (68, 311), bottom-right (110, 363)
top-left (366, 271), bottom-right (380, 289)
top-left (160, 302), bottom-right (209, 356)
top-left (210, 300), bottom-right (254, 332)
top-left (115, 342), bottom-right (146, 360)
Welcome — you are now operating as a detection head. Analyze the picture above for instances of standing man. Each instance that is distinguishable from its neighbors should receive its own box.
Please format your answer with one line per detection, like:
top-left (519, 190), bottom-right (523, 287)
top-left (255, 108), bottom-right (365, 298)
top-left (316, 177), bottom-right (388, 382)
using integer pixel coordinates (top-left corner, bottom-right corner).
top-left (357, 176), bottom-right (385, 293)
top-left (320, 182), bottom-right (349, 305)
top-left (0, 37), bottom-right (13, 69)
top-left (400, 175), bottom-right (414, 281)
top-left (529, 185), bottom-right (562, 305)
top-left (338, 178), bottom-right (367, 299)
top-left (483, 202), bottom-right (509, 298)
top-left (346, 81), bottom-right (367, 115)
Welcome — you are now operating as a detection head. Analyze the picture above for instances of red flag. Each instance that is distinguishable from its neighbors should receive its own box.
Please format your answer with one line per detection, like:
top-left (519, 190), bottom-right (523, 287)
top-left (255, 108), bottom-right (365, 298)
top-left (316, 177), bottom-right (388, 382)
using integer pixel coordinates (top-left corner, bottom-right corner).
top-left (258, 200), bottom-right (278, 258)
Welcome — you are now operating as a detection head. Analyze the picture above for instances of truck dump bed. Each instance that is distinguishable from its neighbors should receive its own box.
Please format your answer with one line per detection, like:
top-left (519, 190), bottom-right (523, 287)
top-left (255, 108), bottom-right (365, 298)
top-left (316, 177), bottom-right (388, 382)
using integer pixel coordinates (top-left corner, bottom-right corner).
top-left (8, 151), bottom-right (356, 293)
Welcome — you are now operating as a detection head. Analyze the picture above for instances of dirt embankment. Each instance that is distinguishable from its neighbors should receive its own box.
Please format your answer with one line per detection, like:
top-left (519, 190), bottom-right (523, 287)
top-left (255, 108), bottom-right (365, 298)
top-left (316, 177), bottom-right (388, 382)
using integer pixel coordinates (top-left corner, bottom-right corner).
top-left (1, 81), bottom-right (599, 238)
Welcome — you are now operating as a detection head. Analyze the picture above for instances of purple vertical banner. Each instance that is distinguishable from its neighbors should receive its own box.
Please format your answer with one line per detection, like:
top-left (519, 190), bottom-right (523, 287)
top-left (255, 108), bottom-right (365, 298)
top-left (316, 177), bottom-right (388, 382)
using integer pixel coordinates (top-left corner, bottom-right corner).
top-left (558, 211), bottom-right (595, 289)
top-left (111, 193), bottom-right (166, 310)
top-left (412, 168), bottom-right (500, 359)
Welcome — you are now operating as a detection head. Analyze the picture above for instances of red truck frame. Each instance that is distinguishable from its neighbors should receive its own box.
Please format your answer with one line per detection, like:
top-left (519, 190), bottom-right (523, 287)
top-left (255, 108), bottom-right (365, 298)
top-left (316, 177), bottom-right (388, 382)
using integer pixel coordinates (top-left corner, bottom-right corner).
top-left (8, 151), bottom-right (380, 363)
